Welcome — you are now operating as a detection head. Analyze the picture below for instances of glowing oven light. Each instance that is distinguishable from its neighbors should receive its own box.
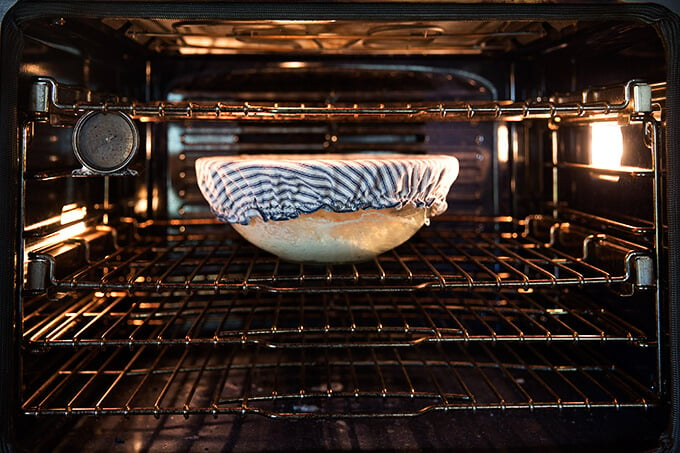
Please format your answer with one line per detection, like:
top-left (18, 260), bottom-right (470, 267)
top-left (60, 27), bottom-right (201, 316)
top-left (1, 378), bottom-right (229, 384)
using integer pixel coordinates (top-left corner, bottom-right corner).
top-left (590, 122), bottom-right (623, 170)
top-left (496, 124), bottom-right (509, 163)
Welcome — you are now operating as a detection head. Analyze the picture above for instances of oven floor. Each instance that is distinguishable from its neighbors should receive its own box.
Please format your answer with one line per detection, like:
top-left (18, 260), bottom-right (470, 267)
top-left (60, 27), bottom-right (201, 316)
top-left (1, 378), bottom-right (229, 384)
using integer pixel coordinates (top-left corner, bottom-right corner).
top-left (20, 410), bottom-right (667, 452)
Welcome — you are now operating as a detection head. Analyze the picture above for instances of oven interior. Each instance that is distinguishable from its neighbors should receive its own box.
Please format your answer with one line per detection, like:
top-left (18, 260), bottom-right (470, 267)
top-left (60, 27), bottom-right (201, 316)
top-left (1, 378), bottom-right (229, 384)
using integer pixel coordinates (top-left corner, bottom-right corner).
top-left (6, 3), bottom-right (675, 451)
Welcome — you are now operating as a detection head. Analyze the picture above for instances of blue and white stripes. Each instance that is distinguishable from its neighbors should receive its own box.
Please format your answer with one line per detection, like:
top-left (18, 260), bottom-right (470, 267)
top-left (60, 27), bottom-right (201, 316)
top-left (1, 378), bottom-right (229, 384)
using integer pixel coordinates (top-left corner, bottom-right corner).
top-left (195, 154), bottom-right (459, 225)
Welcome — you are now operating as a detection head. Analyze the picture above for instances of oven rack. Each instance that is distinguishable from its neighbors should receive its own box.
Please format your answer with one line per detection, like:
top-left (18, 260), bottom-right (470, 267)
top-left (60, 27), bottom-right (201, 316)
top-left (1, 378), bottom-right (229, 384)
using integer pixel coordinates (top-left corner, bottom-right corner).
top-left (25, 217), bottom-right (654, 294)
top-left (22, 289), bottom-right (647, 348)
top-left (21, 342), bottom-right (656, 417)
top-left (31, 77), bottom-right (653, 123)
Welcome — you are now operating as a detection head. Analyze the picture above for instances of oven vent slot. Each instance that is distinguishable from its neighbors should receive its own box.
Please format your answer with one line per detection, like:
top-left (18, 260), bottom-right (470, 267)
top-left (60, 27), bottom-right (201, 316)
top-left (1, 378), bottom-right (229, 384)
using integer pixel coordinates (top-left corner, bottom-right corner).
top-left (23, 217), bottom-right (654, 295)
top-left (21, 342), bottom-right (657, 418)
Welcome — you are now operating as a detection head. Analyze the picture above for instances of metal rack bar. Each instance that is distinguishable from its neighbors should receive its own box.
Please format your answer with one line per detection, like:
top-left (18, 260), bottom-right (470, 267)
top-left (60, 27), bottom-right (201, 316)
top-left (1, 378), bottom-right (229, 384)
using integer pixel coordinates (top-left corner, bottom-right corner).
top-left (182, 347), bottom-right (215, 416)
top-left (66, 348), bottom-right (126, 412)
top-left (502, 346), bottom-right (563, 405)
top-left (99, 297), bottom-right (145, 345)
top-left (127, 294), bottom-right (175, 343)
top-left (21, 348), bottom-right (93, 412)
top-left (23, 289), bottom-right (648, 347)
top-left (32, 78), bottom-right (652, 122)
top-left (70, 294), bottom-right (127, 344)
top-left (323, 349), bottom-right (334, 396)
top-left (482, 345), bottom-right (536, 407)
top-left (528, 345), bottom-right (604, 408)
top-left (183, 294), bottom-right (215, 343)
top-left (209, 347), bottom-right (238, 415)
top-left (21, 343), bottom-right (657, 417)
top-left (393, 348), bottom-right (416, 398)
top-left (557, 162), bottom-right (656, 178)
top-left (124, 352), bottom-right (163, 412)
top-left (23, 293), bottom-right (94, 342)
top-left (557, 207), bottom-right (655, 236)
top-left (577, 346), bottom-right (653, 406)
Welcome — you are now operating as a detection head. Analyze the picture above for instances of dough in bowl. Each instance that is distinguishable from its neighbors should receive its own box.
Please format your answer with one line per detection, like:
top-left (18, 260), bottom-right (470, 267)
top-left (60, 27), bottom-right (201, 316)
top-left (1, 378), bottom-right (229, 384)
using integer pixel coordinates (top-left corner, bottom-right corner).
top-left (232, 205), bottom-right (430, 263)
top-left (195, 153), bottom-right (459, 263)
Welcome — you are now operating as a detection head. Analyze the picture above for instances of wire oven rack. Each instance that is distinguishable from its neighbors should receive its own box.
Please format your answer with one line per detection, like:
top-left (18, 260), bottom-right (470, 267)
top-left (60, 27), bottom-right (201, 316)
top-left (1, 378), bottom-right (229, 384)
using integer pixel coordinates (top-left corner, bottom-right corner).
top-left (22, 289), bottom-right (647, 348)
top-left (31, 77), bottom-right (654, 123)
top-left (26, 217), bottom-right (653, 294)
top-left (21, 342), bottom-right (656, 417)
top-left (21, 216), bottom-right (658, 417)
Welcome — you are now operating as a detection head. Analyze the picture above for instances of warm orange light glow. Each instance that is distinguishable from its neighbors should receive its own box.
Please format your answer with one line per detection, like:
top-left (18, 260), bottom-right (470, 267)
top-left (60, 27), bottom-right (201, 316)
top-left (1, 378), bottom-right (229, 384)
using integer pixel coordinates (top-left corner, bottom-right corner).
top-left (280, 61), bottom-right (307, 69)
top-left (496, 123), bottom-right (509, 163)
top-left (60, 204), bottom-right (87, 225)
top-left (590, 122), bottom-right (623, 170)
top-left (24, 221), bottom-right (88, 255)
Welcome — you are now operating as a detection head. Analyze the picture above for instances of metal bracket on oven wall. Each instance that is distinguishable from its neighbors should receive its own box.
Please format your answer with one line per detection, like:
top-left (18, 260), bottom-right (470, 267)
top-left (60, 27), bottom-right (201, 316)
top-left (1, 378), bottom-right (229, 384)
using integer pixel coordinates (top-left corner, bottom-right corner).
top-left (582, 234), bottom-right (655, 291)
top-left (72, 167), bottom-right (138, 177)
top-left (525, 215), bottom-right (655, 293)
top-left (26, 253), bottom-right (55, 293)
top-left (24, 226), bottom-right (120, 294)
top-left (583, 80), bottom-right (653, 114)
top-left (29, 79), bottom-right (51, 115)
top-left (549, 80), bottom-right (655, 125)
top-left (632, 83), bottom-right (653, 113)
top-left (29, 77), bottom-right (98, 125)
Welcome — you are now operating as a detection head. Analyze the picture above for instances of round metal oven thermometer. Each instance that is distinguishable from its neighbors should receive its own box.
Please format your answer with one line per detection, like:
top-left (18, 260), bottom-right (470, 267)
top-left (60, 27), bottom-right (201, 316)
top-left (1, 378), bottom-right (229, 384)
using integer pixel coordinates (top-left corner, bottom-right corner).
top-left (72, 111), bottom-right (139, 174)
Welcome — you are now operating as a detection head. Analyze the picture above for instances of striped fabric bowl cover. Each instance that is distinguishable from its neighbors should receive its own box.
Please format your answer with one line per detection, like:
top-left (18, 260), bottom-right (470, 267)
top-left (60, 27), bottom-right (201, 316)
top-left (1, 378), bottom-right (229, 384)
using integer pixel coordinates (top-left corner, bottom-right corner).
top-left (195, 154), bottom-right (460, 225)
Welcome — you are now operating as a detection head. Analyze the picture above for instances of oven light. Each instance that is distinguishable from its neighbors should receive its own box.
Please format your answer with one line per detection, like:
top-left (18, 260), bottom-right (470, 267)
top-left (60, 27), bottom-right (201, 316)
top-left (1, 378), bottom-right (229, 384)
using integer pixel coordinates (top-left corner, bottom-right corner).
top-left (590, 122), bottom-right (623, 170)
top-left (496, 123), bottom-right (509, 163)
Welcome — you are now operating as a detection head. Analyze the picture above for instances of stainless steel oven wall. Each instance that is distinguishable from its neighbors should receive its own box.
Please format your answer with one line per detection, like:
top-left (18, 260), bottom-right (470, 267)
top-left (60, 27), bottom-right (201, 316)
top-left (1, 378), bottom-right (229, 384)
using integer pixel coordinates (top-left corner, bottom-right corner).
top-left (18, 13), bottom-right (146, 227)
top-left (1, 2), bottom-right (679, 452)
